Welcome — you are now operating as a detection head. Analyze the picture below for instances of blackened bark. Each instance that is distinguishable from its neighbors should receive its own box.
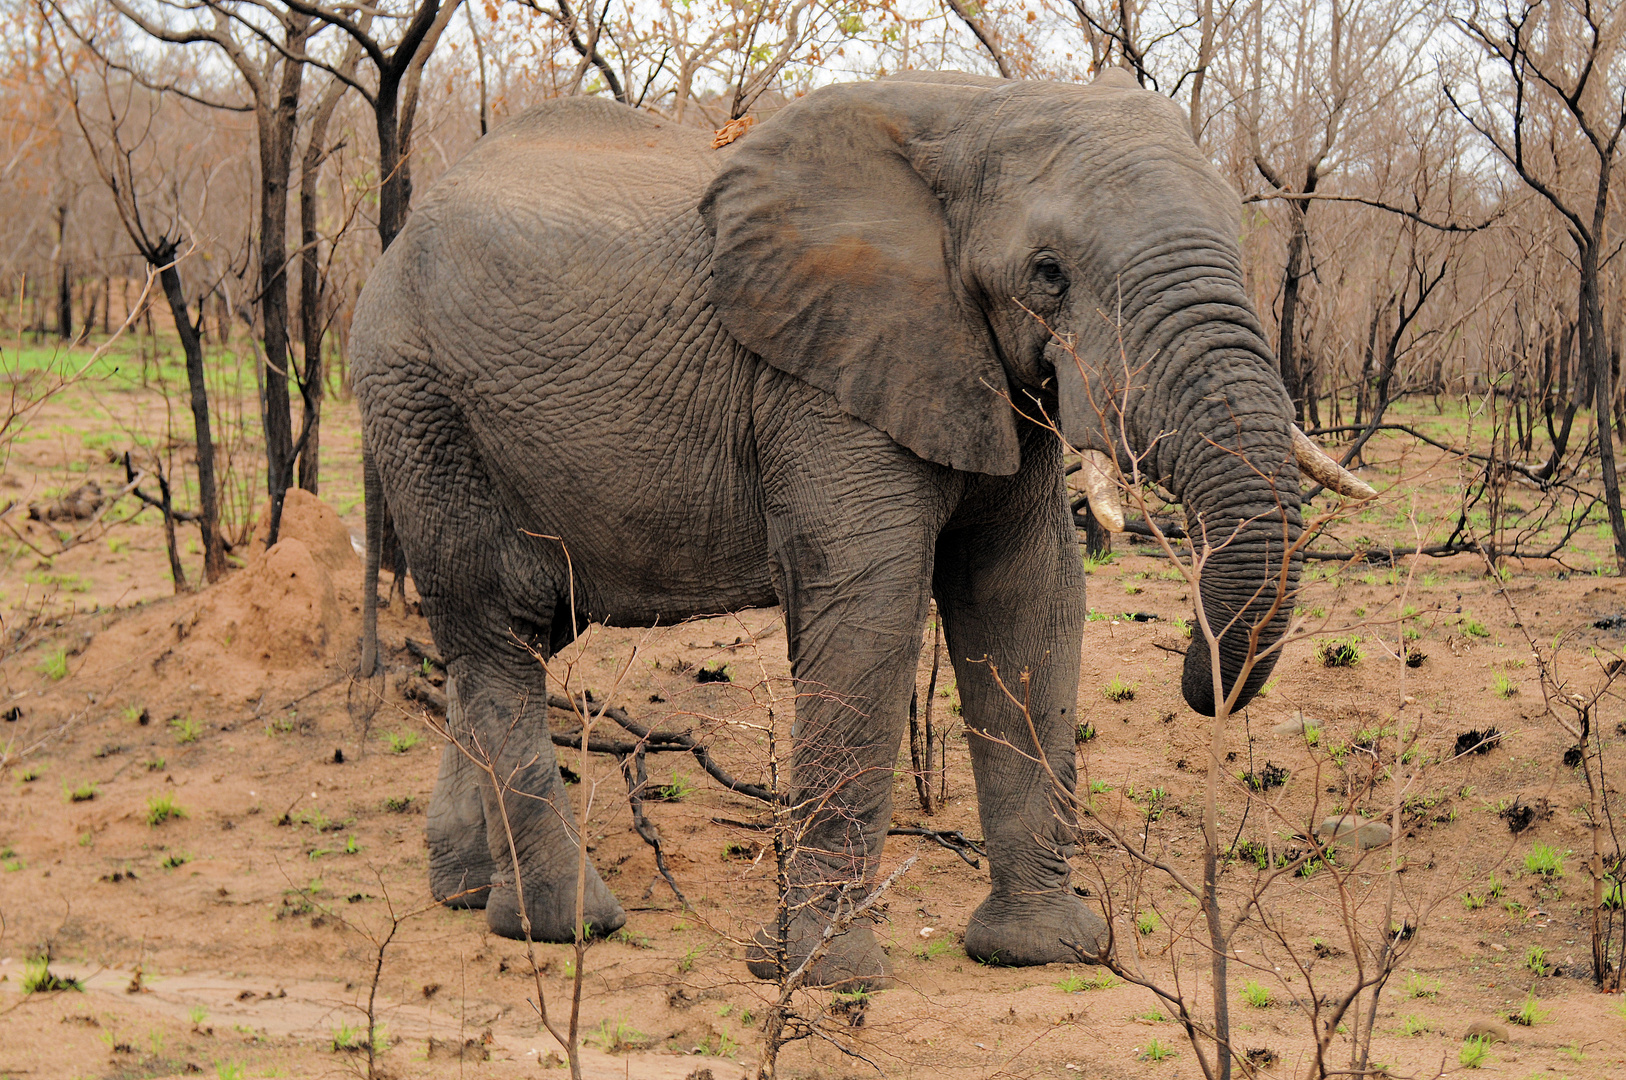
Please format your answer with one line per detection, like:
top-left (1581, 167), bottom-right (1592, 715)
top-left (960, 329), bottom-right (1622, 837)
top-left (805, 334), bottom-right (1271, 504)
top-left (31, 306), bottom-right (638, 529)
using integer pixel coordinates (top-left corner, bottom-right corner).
top-left (258, 16), bottom-right (311, 546)
top-left (154, 246), bottom-right (226, 583)
top-left (1277, 200), bottom-right (1310, 423)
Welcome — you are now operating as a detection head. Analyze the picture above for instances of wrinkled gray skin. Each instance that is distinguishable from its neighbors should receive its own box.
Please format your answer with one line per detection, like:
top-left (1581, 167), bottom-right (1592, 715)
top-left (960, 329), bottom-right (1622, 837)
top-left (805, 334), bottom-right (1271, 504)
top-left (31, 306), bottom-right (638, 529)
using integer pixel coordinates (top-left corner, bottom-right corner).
top-left (351, 69), bottom-right (1302, 988)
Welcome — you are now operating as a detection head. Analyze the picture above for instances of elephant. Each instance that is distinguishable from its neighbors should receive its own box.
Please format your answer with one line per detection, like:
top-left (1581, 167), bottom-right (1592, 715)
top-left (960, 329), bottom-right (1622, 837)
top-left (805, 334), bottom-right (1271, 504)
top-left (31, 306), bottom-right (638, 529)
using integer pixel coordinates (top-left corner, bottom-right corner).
top-left (350, 67), bottom-right (1371, 988)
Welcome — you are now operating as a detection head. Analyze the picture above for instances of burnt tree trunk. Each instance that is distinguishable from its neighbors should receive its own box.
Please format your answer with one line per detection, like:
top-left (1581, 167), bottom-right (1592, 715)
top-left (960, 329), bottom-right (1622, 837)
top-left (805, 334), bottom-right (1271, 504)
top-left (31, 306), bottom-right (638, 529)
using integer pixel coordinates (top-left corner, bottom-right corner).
top-left (153, 242), bottom-right (226, 584)
top-left (257, 16), bottom-right (310, 548)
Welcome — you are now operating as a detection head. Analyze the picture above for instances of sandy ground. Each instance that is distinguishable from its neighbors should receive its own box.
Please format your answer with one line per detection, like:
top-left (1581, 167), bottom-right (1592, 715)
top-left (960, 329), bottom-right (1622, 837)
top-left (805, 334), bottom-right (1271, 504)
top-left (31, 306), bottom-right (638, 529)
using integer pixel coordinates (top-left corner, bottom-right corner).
top-left (2, 385), bottom-right (1625, 1080)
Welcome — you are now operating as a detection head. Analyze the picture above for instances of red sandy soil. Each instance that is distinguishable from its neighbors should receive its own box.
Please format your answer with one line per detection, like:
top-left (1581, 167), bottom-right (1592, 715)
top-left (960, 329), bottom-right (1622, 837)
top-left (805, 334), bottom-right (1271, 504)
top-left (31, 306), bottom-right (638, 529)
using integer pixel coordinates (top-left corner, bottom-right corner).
top-left (2, 389), bottom-right (1625, 1079)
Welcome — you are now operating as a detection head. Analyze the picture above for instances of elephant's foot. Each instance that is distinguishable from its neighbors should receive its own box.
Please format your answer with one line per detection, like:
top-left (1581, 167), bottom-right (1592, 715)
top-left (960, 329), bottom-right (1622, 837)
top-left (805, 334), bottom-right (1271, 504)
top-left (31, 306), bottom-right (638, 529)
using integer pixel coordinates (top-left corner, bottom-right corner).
top-left (745, 911), bottom-right (893, 990)
top-left (485, 865), bottom-right (626, 942)
top-left (429, 853), bottom-right (495, 909)
top-left (964, 889), bottom-right (1108, 966)
top-left (427, 734), bottom-right (494, 909)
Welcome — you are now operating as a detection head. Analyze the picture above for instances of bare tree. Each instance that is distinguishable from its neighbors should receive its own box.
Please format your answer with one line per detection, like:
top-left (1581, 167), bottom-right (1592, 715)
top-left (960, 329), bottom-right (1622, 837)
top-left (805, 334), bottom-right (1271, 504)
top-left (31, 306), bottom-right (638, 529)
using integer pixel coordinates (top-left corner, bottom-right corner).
top-left (295, 37), bottom-right (361, 494)
top-left (1449, 0), bottom-right (1626, 574)
top-left (53, 41), bottom-right (229, 584)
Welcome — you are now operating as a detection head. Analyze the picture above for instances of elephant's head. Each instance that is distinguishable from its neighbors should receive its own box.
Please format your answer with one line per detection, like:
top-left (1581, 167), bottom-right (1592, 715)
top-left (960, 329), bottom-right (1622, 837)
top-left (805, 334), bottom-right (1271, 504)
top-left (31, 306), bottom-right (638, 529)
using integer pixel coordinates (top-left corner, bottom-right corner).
top-left (700, 70), bottom-right (1367, 716)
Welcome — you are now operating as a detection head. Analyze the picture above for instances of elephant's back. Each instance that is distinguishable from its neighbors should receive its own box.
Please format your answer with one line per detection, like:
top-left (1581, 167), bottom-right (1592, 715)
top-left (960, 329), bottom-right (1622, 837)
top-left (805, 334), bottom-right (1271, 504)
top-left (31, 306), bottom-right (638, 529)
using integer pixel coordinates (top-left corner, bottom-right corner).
top-left (353, 99), bottom-right (774, 623)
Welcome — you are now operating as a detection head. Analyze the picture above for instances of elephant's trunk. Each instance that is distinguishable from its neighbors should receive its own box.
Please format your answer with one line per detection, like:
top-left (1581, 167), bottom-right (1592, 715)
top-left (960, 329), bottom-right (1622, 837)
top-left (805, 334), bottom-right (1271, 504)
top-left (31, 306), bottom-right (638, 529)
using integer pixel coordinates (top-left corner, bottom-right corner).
top-left (1101, 237), bottom-right (1304, 716)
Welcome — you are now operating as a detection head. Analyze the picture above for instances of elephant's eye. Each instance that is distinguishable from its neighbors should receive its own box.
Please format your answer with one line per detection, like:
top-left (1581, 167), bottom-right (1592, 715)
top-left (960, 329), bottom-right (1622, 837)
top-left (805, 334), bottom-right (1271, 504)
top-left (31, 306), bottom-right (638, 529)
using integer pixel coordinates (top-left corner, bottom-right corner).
top-left (1034, 256), bottom-right (1068, 296)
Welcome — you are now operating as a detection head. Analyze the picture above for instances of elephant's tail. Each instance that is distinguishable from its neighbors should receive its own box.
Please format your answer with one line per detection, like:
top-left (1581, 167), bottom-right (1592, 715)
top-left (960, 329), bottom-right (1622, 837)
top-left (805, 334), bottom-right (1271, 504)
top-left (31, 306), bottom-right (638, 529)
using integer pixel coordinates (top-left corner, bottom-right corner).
top-left (360, 445), bottom-right (384, 677)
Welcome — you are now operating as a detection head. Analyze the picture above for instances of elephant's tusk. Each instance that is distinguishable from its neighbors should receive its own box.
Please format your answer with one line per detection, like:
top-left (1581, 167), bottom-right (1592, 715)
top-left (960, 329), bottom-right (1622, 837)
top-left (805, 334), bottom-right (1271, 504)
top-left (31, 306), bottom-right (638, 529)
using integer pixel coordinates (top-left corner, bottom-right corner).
top-left (1291, 426), bottom-right (1377, 500)
top-left (1078, 450), bottom-right (1126, 532)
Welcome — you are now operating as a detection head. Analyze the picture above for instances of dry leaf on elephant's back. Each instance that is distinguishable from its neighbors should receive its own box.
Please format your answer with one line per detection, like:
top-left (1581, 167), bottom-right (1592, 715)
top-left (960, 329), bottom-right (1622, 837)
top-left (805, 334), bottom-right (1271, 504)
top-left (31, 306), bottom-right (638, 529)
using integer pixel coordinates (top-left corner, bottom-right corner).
top-left (711, 116), bottom-right (755, 148)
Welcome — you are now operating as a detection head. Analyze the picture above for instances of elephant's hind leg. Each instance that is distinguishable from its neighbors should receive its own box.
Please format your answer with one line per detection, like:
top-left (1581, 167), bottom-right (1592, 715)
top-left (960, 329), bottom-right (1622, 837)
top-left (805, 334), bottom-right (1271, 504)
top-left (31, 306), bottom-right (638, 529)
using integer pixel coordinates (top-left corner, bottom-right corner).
top-left (427, 677), bottom-right (496, 908)
top-left (370, 379), bottom-right (623, 942)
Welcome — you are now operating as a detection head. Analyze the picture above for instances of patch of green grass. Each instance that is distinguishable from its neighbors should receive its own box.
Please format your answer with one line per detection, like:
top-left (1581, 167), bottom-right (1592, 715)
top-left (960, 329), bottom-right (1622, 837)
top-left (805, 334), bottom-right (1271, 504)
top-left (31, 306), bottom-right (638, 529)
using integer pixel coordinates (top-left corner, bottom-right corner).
top-left (651, 774), bottom-right (696, 801)
top-left (1136, 911), bottom-right (1160, 936)
top-left (914, 936), bottom-right (956, 961)
top-left (1458, 1036), bottom-right (1491, 1068)
top-left (189, 1005), bottom-right (208, 1026)
top-left (1315, 636), bottom-right (1362, 667)
top-left (143, 756), bottom-right (165, 772)
top-left (1056, 969), bottom-right (1118, 992)
top-left (63, 780), bottom-right (98, 803)
top-left (215, 1062), bottom-right (244, 1080)
top-left (1524, 843), bottom-right (1564, 878)
top-left (1400, 1014), bottom-right (1431, 1036)
top-left (1136, 1008), bottom-right (1166, 1021)
top-left (1172, 616), bottom-right (1192, 639)
top-left (1403, 971), bottom-right (1440, 999)
top-left (1524, 944), bottom-right (1548, 976)
top-left (331, 1022), bottom-right (387, 1054)
top-left (264, 714), bottom-right (297, 737)
top-left (1075, 721), bottom-right (1097, 743)
top-left (382, 730), bottom-right (420, 754)
top-left (1102, 675), bottom-right (1137, 702)
top-left (160, 851), bottom-right (191, 870)
top-left (1493, 671), bottom-right (1518, 698)
top-left (1559, 1043), bottom-right (1584, 1062)
top-left (170, 716), bottom-right (202, 744)
top-left (1139, 1038), bottom-right (1174, 1062)
top-left (700, 1030), bottom-right (739, 1058)
top-left (1510, 990), bottom-right (1550, 1027)
top-left (39, 649), bottom-right (68, 681)
top-left (382, 795), bottom-right (413, 813)
top-left (16, 764), bottom-right (42, 782)
top-left (1081, 549), bottom-right (1116, 572)
top-left (21, 957), bottom-right (82, 994)
top-left (1461, 890), bottom-right (1486, 910)
top-left (591, 1017), bottom-right (648, 1053)
top-left (146, 791), bottom-right (186, 825)
top-left (1487, 872), bottom-right (1505, 898)
top-left (1461, 616), bottom-right (1489, 638)
top-left (1241, 980), bottom-right (1271, 1008)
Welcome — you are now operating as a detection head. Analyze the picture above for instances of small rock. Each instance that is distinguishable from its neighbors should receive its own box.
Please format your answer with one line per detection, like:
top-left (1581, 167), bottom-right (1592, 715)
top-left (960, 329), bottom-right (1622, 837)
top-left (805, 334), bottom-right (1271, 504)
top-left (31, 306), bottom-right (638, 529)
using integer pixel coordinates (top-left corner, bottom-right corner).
top-left (1272, 710), bottom-right (1321, 735)
top-left (1316, 815), bottom-right (1393, 850)
top-left (1464, 1020), bottom-right (1510, 1044)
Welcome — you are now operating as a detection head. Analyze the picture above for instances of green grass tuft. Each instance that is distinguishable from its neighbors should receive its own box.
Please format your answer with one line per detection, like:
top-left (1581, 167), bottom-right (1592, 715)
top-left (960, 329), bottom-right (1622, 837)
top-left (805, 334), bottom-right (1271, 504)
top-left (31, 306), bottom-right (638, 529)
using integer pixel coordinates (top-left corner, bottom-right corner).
top-left (383, 730), bottom-right (420, 754)
top-left (1510, 990), bottom-right (1550, 1027)
top-left (1458, 1036), bottom-right (1491, 1068)
top-left (1102, 675), bottom-right (1137, 702)
top-left (1524, 843), bottom-right (1564, 878)
top-left (39, 649), bottom-right (68, 681)
top-left (146, 792), bottom-right (186, 825)
top-left (21, 958), bottom-right (82, 994)
top-left (1315, 636), bottom-right (1362, 667)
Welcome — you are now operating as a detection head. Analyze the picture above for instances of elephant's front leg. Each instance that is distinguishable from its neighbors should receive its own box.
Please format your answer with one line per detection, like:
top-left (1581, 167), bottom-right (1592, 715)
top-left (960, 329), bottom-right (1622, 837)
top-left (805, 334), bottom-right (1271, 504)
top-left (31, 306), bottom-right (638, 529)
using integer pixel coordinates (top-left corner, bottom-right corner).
top-left (747, 405), bottom-right (951, 989)
top-left (934, 484), bottom-right (1109, 966)
top-left (745, 547), bottom-right (932, 989)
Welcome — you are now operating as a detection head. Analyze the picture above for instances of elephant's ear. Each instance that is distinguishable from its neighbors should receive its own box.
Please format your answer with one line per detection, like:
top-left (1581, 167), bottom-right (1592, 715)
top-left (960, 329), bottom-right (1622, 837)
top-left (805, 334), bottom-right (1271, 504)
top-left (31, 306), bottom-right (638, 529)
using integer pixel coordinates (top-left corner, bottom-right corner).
top-left (700, 82), bottom-right (1020, 476)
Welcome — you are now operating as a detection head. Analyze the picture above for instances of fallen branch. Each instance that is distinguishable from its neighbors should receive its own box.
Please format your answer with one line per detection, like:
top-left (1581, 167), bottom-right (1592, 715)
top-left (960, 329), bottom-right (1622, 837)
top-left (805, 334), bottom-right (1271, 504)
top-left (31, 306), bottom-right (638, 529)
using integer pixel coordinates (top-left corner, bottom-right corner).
top-left (714, 817), bottom-right (986, 869)
top-left (402, 639), bottom-right (786, 803)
